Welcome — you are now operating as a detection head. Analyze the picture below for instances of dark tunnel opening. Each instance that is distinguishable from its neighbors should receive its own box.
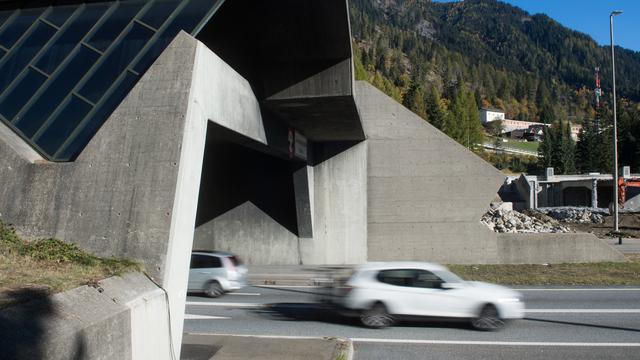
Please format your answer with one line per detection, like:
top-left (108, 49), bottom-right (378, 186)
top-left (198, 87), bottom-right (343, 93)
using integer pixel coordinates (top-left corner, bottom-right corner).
top-left (195, 122), bottom-right (304, 236)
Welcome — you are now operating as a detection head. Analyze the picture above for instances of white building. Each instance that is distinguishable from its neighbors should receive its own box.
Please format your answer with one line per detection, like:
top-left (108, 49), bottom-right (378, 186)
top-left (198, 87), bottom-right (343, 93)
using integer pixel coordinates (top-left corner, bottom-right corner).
top-left (479, 108), bottom-right (506, 124)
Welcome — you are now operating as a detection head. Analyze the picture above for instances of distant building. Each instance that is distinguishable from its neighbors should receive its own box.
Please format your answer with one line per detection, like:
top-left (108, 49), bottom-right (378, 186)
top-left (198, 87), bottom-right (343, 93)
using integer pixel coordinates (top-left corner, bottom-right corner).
top-left (479, 108), bottom-right (505, 124)
top-left (570, 124), bottom-right (582, 141)
top-left (501, 119), bottom-right (546, 133)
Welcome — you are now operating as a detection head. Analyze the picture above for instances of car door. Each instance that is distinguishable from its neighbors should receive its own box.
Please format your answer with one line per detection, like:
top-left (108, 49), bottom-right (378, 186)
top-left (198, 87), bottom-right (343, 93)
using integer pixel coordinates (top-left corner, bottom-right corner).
top-left (188, 254), bottom-right (206, 291)
top-left (409, 270), bottom-right (469, 317)
top-left (374, 269), bottom-right (419, 315)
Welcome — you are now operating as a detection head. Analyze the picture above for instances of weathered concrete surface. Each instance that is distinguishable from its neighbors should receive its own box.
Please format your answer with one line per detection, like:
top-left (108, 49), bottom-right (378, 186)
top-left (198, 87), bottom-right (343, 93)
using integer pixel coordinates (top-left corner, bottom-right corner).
top-left (182, 334), bottom-right (347, 360)
top-left (355, 81), bottom-right (503, 263)
top-left (302, 141), bottom-right (368, 264)
top-left (0, 31), bottom-right (271, 356)
top-left (0, 273), bottom-right (168, 360)
top-left (194, 202), bottom-right (301, 264)
top-left (0, 119), bottom-right (43, 163)
top-left (0, 32), bottom-right (199, 280)
top-left (497, 233), bottom-right (625, 263)
top-left (0, 33), bottom-right (202, 358)
top-left (193, 142), bottom-right (368, 265)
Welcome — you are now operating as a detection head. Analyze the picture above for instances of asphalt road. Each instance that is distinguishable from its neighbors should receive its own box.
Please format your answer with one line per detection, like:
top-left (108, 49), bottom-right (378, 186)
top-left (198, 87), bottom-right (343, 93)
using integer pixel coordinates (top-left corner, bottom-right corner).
top-left (183, 286), bottom-right (640, 359)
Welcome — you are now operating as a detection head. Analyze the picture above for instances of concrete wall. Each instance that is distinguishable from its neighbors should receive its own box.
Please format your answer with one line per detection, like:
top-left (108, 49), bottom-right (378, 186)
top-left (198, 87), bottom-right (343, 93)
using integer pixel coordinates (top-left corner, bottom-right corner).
top-left (497, 233), bottom-right (624, 263)
top-left (355, 81), bottom-right (504, 264)
top-left (0, 32), bottom-right (270, 357)
top-left (194, 202), bottom-right (301, 264)
top-left (0, 33), bottom-right (199, 279)
top-left (193, 139), bottom-right (368, 266)
top-left (301, 141), bottom-right (368, 264)
top-left (0, 273), bottom-right (170, 360)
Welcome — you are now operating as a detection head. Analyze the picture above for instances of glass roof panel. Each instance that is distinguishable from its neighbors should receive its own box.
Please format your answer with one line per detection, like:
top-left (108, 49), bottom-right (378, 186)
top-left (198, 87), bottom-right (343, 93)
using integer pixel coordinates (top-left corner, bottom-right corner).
top-left (0, 0), bottom-right (223, 161)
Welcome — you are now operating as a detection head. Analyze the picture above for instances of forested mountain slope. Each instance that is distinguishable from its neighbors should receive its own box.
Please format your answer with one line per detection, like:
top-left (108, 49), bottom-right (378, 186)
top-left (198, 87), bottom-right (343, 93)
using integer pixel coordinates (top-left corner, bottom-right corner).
top-left (349, 0), bottom-right (640, 171)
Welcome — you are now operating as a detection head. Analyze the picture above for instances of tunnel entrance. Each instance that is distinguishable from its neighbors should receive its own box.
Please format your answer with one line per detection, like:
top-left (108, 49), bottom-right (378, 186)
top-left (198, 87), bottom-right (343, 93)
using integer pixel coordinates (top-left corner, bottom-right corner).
top-left (192, 121), bottom-right (307, 263)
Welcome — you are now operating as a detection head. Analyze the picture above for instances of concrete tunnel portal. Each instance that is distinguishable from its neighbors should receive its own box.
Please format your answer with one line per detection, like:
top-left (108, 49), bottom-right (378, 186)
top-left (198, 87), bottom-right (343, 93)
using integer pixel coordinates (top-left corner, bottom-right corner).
top-left (195, 123), bottom-right (301, 234)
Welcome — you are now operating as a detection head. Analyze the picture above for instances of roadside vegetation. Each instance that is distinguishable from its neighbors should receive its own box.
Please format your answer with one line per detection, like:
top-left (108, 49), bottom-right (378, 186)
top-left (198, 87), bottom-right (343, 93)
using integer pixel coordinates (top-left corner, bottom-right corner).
top-left (500, 138), bottom-right (539, 153)
top-left (450, 254), bottom-right (640, 286)
top-left (0, 221), bottom-right (142, 307)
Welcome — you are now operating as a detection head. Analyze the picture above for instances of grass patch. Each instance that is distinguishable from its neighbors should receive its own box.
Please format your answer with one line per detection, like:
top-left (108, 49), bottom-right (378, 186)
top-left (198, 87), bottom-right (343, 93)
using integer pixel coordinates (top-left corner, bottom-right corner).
top-left (0, 222), bottom-right (142, 307)
top-left (502, 139), bottom-right (539, 153)
top-left (449, 254), bottom-right (640, 286)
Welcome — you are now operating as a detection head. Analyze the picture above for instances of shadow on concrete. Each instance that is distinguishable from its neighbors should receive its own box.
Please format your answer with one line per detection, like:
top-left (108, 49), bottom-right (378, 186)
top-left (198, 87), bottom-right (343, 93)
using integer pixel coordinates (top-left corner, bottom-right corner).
top-left (180, 344), bottom-right (220, 360)
top-left (195, 122), bottom-right (301, 235)
top-left (525, 317), bottom-right (640, 332)
top-left (0, 288), bottom-right (87, 360)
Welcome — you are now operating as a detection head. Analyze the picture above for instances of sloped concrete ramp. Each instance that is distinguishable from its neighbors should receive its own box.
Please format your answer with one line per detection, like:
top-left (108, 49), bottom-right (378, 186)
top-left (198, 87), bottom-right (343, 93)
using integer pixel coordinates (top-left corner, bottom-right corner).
top-left (354, 81), bottom-right (623, 264)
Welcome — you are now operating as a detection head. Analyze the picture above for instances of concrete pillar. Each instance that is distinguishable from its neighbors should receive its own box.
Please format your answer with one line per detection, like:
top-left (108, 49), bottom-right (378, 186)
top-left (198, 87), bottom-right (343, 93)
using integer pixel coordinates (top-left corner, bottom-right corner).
top-left (591, 179), bottom-right (598, 208)
top-left (293, 166), bottom-right (314, 238)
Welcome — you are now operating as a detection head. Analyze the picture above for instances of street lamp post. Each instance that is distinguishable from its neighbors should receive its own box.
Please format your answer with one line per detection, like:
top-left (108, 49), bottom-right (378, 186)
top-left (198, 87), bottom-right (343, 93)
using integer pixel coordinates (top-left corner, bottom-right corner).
top-left (610, 10), bottom-right (622, 239)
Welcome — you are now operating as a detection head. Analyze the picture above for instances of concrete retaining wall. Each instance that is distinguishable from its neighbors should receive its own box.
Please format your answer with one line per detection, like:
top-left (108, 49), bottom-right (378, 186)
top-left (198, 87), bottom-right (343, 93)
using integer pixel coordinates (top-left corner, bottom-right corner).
top-left (0, 273), bottom-right (170, 360)
top-left (354, 81), bottom-right (504, 263)
top-left (497, 233), bottom-right (625, 263)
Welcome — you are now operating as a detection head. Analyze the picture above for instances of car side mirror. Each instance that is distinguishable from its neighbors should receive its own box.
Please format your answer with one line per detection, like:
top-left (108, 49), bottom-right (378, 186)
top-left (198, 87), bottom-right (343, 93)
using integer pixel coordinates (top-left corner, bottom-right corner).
top-left (441, 282), bottom-right (464, 290)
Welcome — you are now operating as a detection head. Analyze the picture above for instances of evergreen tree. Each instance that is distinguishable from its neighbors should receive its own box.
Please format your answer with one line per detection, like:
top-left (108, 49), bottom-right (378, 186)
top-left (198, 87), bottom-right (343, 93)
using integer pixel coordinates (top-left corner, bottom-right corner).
top-left (425, 86), bottom-right (447, 131)
top-left (403, 81), bottom-right (427, 120)
top-left (559, 122), bottom-right (576, 174)
top-left (464, 88), bottom-right (485, 151)
top-left (575, 125), bottom-right (595, 173)
top-left (538, 124), bottom-right (556, 169)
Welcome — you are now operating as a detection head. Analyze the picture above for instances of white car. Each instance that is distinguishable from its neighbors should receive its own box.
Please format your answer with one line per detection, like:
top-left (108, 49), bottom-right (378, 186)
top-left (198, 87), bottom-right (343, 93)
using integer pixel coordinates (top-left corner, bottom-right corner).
top-left (188, 251), bottom-right (248, 297)
top-left (334, 262), bottom-right (524, 330)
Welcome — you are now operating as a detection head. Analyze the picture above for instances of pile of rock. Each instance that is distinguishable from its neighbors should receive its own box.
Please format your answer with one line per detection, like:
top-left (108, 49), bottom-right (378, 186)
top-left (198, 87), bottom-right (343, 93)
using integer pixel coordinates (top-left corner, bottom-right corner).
top-left (481, 208), bottom-right (572, 233)
top-left (537, 207), bottom-right (606, 224)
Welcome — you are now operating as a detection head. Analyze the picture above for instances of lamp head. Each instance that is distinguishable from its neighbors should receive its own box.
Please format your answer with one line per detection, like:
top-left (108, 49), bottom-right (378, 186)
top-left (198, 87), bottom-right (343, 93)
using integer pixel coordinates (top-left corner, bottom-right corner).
top-left (611, 10), bottom-right (623, 17)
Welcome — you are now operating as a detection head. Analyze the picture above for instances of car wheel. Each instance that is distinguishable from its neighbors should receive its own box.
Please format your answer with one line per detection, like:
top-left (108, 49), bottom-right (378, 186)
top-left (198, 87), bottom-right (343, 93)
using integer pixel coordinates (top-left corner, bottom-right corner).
top-left (471, 304), bottom-right (504, 331)
top-left (360, 302), bottom-right (393, 328)
top-left (205, 281), bottom-right (224, 298)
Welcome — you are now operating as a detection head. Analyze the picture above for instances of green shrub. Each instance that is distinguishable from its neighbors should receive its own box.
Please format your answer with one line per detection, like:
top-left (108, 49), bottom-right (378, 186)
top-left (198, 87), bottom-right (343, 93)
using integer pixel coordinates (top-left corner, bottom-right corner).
top-left (1, 221), bottom-right (141, 272)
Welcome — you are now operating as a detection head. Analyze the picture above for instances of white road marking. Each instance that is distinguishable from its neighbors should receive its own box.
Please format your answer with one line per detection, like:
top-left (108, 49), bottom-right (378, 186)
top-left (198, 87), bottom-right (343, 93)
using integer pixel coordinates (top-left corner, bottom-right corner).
top-left (185, 333), bottom-right (327, 340)
top-left (250, 286), bottom-right (640, 290)
top-left (227, 292), bottom-right (261, 296)
top-left (184, 314), bottom-right (231, 320)
top-left (184, 334), bottom-right (640, 347)
top-left (351, 338), bottom-right (640, 347)
top-left (252, 285), bottom-right (320, 288)
top-left (518, 288), bottom-right (640, 291)
top-left (186, 301), bottom-right (264, 308)
top-left (526, 309), bottom-right (640, 313)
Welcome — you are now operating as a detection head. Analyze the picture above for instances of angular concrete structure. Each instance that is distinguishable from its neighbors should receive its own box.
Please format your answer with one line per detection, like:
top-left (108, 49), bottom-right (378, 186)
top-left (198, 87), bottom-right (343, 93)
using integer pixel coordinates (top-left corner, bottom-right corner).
top-left (355, 82), bottom-right (504, 264)
top-left (0, 1), bottom-right (623, 358)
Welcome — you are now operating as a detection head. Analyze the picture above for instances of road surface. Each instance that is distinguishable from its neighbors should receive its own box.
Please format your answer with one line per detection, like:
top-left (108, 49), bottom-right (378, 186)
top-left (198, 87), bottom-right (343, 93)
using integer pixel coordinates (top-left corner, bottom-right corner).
top-left (183, 285), bottom-right (640, 359)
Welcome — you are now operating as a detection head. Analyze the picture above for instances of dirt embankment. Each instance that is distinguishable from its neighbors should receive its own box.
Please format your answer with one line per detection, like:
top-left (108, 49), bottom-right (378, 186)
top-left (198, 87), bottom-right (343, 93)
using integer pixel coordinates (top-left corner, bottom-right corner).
top-left (568, 213), bottom-right (640, 238)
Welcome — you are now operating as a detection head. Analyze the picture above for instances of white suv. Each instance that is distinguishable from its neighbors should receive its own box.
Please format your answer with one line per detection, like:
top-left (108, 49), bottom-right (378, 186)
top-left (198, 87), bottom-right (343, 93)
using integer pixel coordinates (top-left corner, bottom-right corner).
top-left (188, 251), bottom-right (248, 297)
top-left (334, 262), bottom-right (524, 330)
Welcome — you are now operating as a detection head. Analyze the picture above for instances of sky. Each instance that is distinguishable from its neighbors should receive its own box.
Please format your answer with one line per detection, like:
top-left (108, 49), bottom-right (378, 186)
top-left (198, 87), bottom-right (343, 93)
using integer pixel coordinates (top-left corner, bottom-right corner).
top-left (436, 0), bottom-right (640, 52)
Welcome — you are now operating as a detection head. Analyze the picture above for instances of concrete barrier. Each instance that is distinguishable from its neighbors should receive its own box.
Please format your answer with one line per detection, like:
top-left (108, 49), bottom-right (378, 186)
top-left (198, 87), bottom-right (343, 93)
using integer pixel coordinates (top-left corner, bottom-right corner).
top-left (497, 233), bottom-right (625, 264)
top-left (0, 273), bottom-right (172, 360)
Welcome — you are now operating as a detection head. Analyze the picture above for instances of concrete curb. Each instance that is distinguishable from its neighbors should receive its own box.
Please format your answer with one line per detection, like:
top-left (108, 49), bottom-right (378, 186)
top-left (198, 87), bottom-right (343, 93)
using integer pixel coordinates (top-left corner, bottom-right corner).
top-left (183, 333), bottom-right (346, 360)
top-left (333, 337), bottom-right (354, 360)
top-left (0, 272), bottom-right (172, 360)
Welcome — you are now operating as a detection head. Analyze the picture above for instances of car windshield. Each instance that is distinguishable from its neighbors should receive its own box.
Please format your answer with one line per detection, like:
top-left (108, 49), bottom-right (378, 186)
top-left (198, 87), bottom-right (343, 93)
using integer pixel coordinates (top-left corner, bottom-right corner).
top-left (433, 270), bottom-right (465, 284)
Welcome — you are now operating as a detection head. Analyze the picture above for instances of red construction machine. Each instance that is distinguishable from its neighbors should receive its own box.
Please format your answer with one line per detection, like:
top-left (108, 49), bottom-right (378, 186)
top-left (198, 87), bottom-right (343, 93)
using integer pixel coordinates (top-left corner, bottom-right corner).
top-left (618, 177), bottom-right (640, 209)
